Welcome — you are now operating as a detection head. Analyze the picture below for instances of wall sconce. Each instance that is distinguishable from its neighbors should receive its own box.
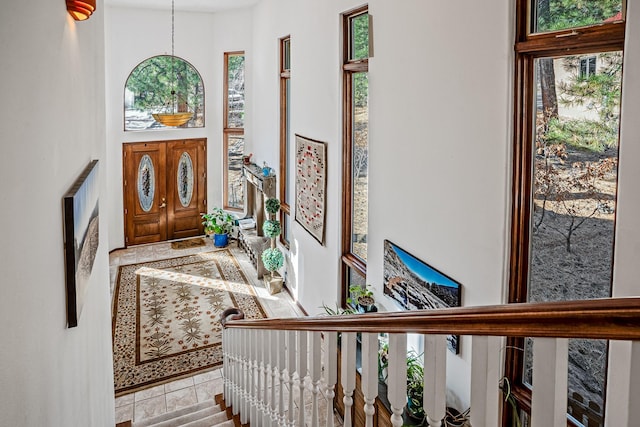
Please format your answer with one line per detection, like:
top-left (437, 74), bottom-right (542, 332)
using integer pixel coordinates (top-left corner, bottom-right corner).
top-left (67, 0), bottom-right (96, 21)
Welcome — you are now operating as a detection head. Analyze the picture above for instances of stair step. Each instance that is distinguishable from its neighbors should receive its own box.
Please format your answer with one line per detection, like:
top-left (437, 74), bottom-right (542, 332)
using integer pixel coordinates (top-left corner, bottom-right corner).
top-left (133, 401), bottom-right (220, 427)
top-left (179, 410), bottom-right (229, 427)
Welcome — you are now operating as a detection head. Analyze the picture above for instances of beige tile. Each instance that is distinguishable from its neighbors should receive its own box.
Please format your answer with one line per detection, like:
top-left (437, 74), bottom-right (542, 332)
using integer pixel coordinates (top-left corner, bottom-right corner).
top-left (164, 376), bottom-right (195, 393)
top-left (115, 403), bottom-right (134, 424)
top-left (165, 386), bottom-right (198, 412)
top-left (194, 380), bottom-right (216, 403)
top-left (193, 368), bottom-right (222, 384)
top-left (134, 384), bottom-right (165, 401)
top-left (115, 393), bottom-right (135, 408)
top-left (134, 395), bottom-right (167, 421)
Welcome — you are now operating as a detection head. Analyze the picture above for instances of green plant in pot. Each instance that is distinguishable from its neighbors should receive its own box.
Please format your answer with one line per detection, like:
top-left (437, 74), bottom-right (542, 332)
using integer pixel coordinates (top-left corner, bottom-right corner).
top-left (201, 207), bottom-right (234, 247)
top-left (347, 284), bottom-right (376, 312)
top-left (261, 198), bottom-right (284, 294)
top-left (406, 350), bottom-right (426, 421)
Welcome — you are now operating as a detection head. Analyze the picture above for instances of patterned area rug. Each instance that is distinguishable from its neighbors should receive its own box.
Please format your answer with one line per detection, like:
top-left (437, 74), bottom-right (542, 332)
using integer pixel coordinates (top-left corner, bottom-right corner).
top-left (112, 249), bottom-right (266, 396)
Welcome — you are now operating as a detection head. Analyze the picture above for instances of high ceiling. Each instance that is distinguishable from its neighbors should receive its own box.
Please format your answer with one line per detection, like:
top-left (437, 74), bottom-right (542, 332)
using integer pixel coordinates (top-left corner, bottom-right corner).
top-left (104, 0), bottom-right (260, 12)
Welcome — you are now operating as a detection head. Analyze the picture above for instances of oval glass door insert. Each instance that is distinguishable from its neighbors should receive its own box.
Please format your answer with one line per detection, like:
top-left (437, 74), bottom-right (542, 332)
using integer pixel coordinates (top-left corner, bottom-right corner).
top-left (177, 152), bottom-right (194, 207)
top-left (137, 154), bottom-right (155, 212)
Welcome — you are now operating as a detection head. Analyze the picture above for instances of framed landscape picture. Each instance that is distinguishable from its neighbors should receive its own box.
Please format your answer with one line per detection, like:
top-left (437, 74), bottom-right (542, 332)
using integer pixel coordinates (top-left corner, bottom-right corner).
top-left (63, 160), bottom-right (100, 328)
top-left (383, 239), bottom-right (462, 353)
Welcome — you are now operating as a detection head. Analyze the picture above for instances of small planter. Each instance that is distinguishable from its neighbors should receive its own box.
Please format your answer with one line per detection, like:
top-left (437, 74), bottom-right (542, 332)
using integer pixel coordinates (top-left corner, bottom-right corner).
top-left (213, 233), bottom-right (229, 248)
top-left (357, 295), bottom-right (376, 313)
top-left (264, 271), bottom-right (283, 295)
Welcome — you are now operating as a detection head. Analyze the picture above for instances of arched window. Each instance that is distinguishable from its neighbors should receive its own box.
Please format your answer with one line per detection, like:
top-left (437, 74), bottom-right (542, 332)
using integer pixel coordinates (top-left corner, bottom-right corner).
top-left (124, 55), bottom-right (204, 131)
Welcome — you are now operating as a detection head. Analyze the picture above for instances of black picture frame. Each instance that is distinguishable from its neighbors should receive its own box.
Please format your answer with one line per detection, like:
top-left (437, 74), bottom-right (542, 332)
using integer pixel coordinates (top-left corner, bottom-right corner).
top-left (383, 239), bottom-right (462, 354)
top-left (63, 160), bottom-right (100, 328)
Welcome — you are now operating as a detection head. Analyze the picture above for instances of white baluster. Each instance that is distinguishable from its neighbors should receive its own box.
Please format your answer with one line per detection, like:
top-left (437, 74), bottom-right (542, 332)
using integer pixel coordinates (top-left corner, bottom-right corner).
top-left (287, 330), bottom-right (297, 427)
top-left (249, 329), bottom-right (258, 425)
top-left (361, 333), bottom-right (379, 427)
top-left (531, 337), bottom-right (568, 427)
top-left (424, 335), bottom-right (447, 427)
top-left (270, 330), bottom-right (279, 426)
top-left (252, 329), bottom-right (262, 427)
top-left (222, 328), bottom-right (229, 403)
top-left (309, 331), bottom-right (322, 427)
top-left (298, 331), bottom-right (308, 427)
top-left (470, 335), bottom-right (501, 427)
top-left (324, 331), bottom-right (338, 427)
top-left (232, 329), bottom-right (240, 415)
top-left (387, 333), bottom-right (408, 427)
top-left (262, 328), bottom-right (271, 426)
top-left (240, 329), bottom-right (249, 424)
top-left (340, 332), bottom-right (357, 427)
top-left (278, 330), bottom-right (287, 426)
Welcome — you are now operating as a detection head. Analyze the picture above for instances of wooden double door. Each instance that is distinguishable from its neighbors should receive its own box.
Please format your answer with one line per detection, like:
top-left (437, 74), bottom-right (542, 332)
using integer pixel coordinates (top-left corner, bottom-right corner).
top-left (123, 139), bottom-right (207, 246)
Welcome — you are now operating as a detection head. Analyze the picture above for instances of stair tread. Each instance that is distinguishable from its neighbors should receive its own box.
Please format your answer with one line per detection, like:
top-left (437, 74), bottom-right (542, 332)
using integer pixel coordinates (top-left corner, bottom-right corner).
top-left (133, 401), bottom-right (219, 427)
top-left (179, 411), bottom-right (229, 427)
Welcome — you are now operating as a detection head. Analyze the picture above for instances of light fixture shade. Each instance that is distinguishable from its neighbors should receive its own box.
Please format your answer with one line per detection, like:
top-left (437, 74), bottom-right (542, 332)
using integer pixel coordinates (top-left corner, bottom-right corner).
top-left (67, 0), bottom-right (96, 21)
top-left (152, 112), bottom-right (194, 127)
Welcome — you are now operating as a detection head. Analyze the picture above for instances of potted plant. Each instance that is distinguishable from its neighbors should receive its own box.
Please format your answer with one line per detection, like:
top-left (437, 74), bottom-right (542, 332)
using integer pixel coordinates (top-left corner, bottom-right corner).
top-left (347, 284), bottom-right (376, 312)
top-left (261, 198), bottom-right (284, 294)
top-left (201, 207), bottom-right (235, 247)
top-left (406, 350), bottom-right (426, 422)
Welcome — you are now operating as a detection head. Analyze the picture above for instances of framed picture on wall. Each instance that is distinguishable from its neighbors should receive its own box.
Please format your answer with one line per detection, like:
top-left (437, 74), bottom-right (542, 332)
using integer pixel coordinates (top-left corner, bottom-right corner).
top-left (294, 134), bottom-right (327, 245)
top-left (63, 160), bottom-right (100, 328)
top-left (383, 239), bottom-right (462, 353)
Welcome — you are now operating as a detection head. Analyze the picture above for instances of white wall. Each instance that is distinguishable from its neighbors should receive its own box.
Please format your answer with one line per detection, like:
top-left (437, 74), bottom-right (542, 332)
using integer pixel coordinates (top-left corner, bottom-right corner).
top-left (105, 6), bottom-right (253, 250)
top-left (0, 1), bottom-right (114, 426)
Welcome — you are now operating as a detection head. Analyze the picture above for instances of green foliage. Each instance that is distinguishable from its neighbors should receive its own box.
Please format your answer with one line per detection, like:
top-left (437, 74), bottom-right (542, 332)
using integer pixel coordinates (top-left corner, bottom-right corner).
top-left (535, 0), bottom-right (622, 32)
top-left (265, 198), bottom-right (281, 215)
top-left (201, 208), bottom-right (234, 235)
top-left (320, 303), bottom-right (356, 316)
top-left (261, 248), bottom-right (284, 272)
top-left (545, 118), bottom-right (617, 152)
top-left (263, 220), bottom-right (282, 239)
top-left (347, 284), bottom-right (374, 306)
top-left (406, 350), bottom-right (425, 420)
top-left (126, 55), bottom-right (203, 112)
top-left (351, 13), bottom-right (369, 60)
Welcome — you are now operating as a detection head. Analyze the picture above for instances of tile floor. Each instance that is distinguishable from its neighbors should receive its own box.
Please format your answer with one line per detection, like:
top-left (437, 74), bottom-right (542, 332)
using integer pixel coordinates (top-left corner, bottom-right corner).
top-left (110, 237), bottom-right (309, 424)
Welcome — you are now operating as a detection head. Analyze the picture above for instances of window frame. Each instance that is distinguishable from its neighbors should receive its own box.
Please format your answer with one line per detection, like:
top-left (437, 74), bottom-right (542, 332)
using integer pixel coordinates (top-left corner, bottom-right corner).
top-left (223, 51), bottom-right (245, 212)
top-left (505, 1), bottom-right (625, 425)
top-left (279, 36), bottom-right (291, 248)
top-left (340, 5), bottom-right (369, 307)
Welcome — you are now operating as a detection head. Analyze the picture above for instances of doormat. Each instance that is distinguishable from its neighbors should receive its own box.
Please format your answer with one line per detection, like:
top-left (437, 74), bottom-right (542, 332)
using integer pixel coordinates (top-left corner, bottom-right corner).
top-left (112, 249), bottom-right (267, 396)
top-left (170, 237), bottom-right (207, 250)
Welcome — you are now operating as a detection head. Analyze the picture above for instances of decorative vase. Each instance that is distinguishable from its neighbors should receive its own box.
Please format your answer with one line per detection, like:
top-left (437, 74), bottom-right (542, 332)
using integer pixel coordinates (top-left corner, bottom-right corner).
top-left (264, 271), bottom-right (284, 295)
top-left (213, 233), bottom-right (229, 248)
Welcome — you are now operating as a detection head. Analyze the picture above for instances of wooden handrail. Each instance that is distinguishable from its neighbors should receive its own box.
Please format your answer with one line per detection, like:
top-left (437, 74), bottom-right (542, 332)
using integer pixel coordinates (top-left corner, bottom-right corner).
top-left (222, 297), bottom-right (640, 340)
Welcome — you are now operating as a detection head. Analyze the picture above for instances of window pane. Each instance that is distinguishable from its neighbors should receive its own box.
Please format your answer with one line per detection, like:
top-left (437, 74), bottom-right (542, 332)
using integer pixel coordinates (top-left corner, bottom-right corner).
top-left (281, 211), bottom-right (291, 245)
top-left (226, 135), bottom-right (245, 209)
top-left (284, 77), bottom-right (291, 205)
top-left (346, 266), bottom-right (366, 308)
top-left (351, 72), bottom-right (368, 261)
top-left (526, 52), bottom-right (622, 426)
top-left (350, 13), bottom-right (369, 60)
top-left (227, 55), bottom-right (245, 128)
top-left (283, 38), bottom-right (291, 71)
top-left (532, 0), bottom-right (623, 34)
top-left (125, 55), bottom-right (204, 130)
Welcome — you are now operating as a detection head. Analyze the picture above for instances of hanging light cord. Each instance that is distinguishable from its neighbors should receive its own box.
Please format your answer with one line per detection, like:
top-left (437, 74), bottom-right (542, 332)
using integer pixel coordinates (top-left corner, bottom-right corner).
top-left (170, 0), bottom-right (176, 109)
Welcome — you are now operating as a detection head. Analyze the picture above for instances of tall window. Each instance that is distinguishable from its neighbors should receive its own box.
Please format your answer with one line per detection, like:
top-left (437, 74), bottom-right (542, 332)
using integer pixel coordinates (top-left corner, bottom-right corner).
top-left (507, 1), bottom-right (625, 426)
top-left (223, 52), bottom-right (245, 210)
top-left (341, 6), bottom-right (369, 305)
top-left (279, 36), bottom-right (291, 247)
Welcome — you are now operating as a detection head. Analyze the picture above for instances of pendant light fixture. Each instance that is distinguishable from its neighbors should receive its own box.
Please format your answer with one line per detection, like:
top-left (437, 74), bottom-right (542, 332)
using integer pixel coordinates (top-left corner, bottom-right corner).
top-left (152, 0), bottom-right (194, 127)
top-left (67, 0), bottom-right (96, 21)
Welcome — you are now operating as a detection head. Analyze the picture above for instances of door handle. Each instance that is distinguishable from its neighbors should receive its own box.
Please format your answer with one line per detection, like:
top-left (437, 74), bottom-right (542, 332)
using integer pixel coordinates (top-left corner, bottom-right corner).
top-left (159, 197), bottom-right (167, 208)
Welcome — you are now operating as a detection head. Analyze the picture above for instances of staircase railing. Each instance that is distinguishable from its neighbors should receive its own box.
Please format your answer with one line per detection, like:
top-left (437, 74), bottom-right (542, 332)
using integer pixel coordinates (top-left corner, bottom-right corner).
top-left (220, 297), bottom-right (640, 427)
